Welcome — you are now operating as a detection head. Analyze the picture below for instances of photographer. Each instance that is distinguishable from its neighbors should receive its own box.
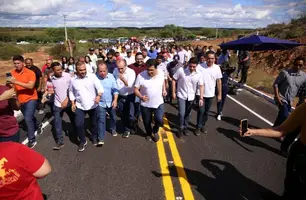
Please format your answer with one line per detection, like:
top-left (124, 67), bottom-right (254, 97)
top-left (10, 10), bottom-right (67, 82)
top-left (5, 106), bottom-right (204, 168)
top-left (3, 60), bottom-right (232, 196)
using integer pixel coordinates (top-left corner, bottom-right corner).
top-left (241, 103), bottom-right (306, 200)
top-left (0, 86), bottom-right (20, 142)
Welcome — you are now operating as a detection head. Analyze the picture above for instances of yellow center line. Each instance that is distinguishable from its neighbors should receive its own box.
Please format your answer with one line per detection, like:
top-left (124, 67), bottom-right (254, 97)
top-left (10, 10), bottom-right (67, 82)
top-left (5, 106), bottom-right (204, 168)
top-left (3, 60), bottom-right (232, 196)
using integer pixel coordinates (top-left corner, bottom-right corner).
top-left (163, 117), bottom-right (195, 200)
top-left (156, 128), bottom-right (175, 199)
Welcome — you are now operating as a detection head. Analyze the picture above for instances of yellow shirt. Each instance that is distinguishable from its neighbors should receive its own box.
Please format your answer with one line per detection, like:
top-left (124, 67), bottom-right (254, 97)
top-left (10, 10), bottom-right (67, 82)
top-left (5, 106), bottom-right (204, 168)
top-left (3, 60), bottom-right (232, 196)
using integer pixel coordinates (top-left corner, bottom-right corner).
top-left (280, 103), bottom-right (306, 144)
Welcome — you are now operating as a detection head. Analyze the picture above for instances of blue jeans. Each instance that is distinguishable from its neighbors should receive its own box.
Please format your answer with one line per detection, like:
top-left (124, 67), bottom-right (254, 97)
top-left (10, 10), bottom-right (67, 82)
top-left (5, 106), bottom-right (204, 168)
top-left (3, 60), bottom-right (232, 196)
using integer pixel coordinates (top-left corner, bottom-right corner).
top-left (118, 94), bottom-right (135, 132)
top-left (216, 85), bottom-right (228, 114)
top-left (0, 130), bottom-right (20, 143)
top-left (273, 101), bottom-right (291, 127)
top-left (98, 106), bottom-right (116, 140)
top-left (196, 96), bottom-right (213, 129)
top-left (177, 97), bottom-right (194, 129)
top-left (20, 100), bottom-right (38, 143)
top-left (141, 104), bottom-right (164, 136)
top-left (53, 104), bottom-right (75, 144)
top-left (75, 107), bottom-right (99, 144)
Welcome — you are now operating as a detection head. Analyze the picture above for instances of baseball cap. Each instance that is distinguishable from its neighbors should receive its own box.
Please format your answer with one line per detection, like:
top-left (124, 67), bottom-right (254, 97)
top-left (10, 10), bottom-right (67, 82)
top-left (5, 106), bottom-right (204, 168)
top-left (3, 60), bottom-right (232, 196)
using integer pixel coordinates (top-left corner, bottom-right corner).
top-left (89, 47), bottom-right (95, 51)
top-left (127, 49), bottom-right (132, 53)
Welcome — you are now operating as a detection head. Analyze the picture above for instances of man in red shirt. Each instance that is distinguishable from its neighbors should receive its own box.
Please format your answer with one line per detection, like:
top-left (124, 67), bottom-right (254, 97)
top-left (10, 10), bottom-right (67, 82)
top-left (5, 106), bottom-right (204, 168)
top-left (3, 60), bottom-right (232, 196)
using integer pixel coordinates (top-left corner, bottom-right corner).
top-left (0, 86), bottom-right (20, 142)
top-left (128, 52), bottom-right (147, 133)
top-left (0, 142), bottom-right (52, 200)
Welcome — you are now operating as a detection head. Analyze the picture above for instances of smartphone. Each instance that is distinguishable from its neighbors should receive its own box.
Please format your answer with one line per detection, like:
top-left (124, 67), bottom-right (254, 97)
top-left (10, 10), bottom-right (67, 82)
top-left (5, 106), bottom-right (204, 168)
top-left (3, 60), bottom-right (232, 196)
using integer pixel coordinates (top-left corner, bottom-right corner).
top-left (6, 72), bottom-right (12, 77)
top-left (240, 119), bottom-right (248, 136)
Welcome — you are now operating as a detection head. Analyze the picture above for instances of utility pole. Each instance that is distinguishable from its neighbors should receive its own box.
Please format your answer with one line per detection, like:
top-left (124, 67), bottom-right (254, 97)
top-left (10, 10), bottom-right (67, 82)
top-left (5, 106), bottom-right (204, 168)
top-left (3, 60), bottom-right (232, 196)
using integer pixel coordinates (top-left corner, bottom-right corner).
top-left (63, 15), bottom-right (68, 41)
top-left (215, 26), bottom-right (218, 39)
top-left (63, 15), bottom-right (73, 57)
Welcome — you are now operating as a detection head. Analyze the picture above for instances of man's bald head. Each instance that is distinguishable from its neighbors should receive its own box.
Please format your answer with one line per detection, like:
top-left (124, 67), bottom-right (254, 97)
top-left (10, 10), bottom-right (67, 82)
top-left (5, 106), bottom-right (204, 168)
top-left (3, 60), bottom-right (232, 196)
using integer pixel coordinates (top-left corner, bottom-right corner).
top-left (116, 59), bottom-right (127, 74)
top-left (97, 62), bottom-right (108, 78)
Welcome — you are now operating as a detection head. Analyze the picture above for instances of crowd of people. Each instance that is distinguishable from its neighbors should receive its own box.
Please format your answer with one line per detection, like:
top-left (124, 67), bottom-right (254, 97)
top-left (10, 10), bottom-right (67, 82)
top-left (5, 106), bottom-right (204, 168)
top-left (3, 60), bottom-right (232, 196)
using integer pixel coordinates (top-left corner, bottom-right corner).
top-left (0, 39), bottom-right (306, 199)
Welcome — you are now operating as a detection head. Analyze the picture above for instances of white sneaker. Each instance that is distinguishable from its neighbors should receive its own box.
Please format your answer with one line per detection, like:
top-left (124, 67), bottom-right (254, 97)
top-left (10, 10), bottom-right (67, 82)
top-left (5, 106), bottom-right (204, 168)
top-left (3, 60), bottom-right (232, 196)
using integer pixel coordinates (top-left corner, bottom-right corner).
top-left (217, 115), bottom-right (222, 121)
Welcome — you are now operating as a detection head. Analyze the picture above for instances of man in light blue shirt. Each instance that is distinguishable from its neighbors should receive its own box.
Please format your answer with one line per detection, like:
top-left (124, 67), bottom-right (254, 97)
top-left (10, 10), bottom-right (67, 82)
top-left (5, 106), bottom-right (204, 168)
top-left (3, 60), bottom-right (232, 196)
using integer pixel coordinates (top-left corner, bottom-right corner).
top-left (96, 63), bottom-right (119, 145)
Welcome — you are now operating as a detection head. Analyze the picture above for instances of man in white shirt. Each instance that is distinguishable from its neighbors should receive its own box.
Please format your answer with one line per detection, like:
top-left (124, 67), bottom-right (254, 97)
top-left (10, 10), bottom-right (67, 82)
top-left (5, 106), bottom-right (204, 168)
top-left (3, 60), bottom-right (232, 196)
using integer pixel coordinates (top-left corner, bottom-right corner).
top-left (69, 61), bottom-right (104, 152)
top-left (195, 51), bottom-right (222, 136)
top-left (142, 48), bottom-right (149, 63)
top-left (113, 59), bottom-right (136, 139)
top-left (134, 59), bottom-right (167, 142)
top-left (178, 46), bottom-right (188, 65)
top-left (124, 49), bottom-right (135, 66)
top-left (172, 57), bottom-right (204, 138)
top-left (186, 46), bottom-right (193, 63)
top-left (120, 46), bottom-right (127, 58)
top-left (88, 48), bottom-right (98, 72)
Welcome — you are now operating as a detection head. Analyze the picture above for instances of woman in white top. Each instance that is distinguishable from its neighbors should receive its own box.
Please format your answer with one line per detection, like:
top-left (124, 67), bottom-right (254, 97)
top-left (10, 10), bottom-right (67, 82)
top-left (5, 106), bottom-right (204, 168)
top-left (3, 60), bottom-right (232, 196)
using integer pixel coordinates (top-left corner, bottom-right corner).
top-left (67, 57), bottom-right (76, 77)
top-left (85, 56), bottom-right (95, 74)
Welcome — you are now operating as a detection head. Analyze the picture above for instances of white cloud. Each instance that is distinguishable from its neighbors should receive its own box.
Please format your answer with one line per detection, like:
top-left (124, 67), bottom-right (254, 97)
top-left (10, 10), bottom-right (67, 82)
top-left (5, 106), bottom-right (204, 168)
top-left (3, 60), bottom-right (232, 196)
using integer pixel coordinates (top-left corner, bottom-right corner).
top-left (0, 0), bottom-right (305, 28)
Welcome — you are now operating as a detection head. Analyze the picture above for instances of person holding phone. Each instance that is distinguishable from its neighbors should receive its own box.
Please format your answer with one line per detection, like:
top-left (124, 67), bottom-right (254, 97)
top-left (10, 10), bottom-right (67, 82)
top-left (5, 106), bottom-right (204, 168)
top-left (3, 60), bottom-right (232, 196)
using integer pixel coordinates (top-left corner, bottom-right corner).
top-left (7, 55), bottom-right (42, 148)
top-left (0, 85), bottom-right (20, 142)
top-left (240, 103), bottom-right (306, 200)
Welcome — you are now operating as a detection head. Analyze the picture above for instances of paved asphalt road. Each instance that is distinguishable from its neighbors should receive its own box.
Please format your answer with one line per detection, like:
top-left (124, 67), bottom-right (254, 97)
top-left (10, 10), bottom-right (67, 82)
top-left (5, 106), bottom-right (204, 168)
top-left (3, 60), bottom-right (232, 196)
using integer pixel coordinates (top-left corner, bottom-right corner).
top-left (17, 89), bottom-right (286, 200)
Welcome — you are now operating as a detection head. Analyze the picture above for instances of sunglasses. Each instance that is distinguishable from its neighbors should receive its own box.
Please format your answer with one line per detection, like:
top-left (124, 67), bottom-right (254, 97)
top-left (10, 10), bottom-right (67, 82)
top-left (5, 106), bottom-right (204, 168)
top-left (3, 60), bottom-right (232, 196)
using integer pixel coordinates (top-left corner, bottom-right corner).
top-left (295, 64), bottom-right (304, 67)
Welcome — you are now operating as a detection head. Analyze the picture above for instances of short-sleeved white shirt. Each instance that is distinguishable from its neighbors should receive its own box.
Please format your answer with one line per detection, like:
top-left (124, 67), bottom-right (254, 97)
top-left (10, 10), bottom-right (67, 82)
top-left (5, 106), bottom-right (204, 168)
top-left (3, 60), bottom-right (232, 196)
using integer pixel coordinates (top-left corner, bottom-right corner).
top-left (157, 63), bottom-right (168, 79)
top-left (197, 63), bottom-right (223, 98)
top-left (134, 69), bottom-right (164, 109)
top-left (173, 67), bottom-right (203, 101)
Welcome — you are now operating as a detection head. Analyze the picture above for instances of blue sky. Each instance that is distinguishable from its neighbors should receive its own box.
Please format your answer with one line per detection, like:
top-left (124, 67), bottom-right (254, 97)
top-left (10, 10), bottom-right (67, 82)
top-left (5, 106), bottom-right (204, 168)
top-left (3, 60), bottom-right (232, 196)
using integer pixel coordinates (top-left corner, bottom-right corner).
top-left (0, 0), bottom-right (305, 28)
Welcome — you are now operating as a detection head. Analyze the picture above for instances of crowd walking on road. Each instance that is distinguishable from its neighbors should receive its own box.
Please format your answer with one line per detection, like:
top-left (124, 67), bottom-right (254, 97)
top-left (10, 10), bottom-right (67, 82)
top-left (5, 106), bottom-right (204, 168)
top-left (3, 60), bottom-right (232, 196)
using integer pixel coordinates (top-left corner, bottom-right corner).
top-left (1, 39), bottom-right (306, 199)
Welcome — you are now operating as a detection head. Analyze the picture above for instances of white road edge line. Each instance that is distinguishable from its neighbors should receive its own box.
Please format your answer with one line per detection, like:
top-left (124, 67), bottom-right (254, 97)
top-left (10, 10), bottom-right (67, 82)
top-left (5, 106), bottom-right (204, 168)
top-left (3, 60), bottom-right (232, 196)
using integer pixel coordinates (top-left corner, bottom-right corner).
top-left (21, 117), bottom-right (54, 145)
top-left (227, 95), bottom-right (274, 126)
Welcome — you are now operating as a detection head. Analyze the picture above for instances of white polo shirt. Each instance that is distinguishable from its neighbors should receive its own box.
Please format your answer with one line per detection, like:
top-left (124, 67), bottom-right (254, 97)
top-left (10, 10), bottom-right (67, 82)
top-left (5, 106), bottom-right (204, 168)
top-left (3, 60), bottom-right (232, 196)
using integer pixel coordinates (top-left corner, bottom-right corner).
top-left (197, 63), bottom-right (222, 98)
top-left (134, 69), bottom-right (164, 109)
top-left (113, 67), bottom-right (136, 96)
top-left (124, 56), bottom-right (135, 66)
top-left (173, 67), bottom-right (203, 101)
top-left (157, 63), bottom-right (168, 80)
top-left (69, 74), bottom-right (104, 111)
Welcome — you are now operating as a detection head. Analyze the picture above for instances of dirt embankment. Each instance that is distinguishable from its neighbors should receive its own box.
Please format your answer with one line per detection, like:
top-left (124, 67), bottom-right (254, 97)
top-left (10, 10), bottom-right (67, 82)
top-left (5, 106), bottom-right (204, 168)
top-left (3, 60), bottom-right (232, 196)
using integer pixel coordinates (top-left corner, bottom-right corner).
top-left (0, 47), bottom-right (50, 84)
top-left (190, 36), bottom-right (306, 95)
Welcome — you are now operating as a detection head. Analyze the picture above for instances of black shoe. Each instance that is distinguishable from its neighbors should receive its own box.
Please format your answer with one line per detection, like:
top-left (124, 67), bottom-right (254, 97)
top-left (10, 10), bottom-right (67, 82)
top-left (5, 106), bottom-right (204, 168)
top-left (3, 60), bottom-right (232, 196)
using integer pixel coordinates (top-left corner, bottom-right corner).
top-left (36, 124), bottom-right (43, 135)
top-left (28, 141), bottom-right (37, 149)
top-left (152, 133), bottom-right (160, 142)
top-left (183, 128), bottom-right (189, 136)
top-left (78, 140), bottom-right (87, 152)
top-left (92, 140), bottom-right (98, 146)
top-left (177, 129), bottom-right (183, 138)
top-left (122, 131), bottom-right (130, 138)
top-left (200, 127), bottom-right (208, 134)
top-left (53, 143), bottom-right (64, 150)
top-left (194, 128), bottom-right (201, 136)
top-left (145, 136), bottom-right (152, 142)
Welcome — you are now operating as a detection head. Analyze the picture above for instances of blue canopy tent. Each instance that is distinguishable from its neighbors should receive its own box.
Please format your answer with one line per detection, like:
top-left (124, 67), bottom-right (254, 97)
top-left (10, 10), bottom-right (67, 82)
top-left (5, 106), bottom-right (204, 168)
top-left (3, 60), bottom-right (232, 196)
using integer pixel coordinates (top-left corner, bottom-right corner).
top-left (219, 35), bottom-right (304, 51)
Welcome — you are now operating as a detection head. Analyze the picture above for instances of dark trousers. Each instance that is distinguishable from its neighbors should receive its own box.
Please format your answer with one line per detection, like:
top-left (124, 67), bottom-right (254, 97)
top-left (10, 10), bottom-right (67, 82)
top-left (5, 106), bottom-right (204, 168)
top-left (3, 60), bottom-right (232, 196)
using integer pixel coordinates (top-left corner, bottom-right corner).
top-left (0, 130), bottom-right (20, 143)
top-left (177, 97), bottom-right (194, 129)
top-left (118, 94), bottom-right (135, 132)
top-left (37, 92), bottom-right (44, 110)
top-left (283, 140), bottom-right (306, 199)
top-left (141, 104), bottom-right (164, 136)
top-left (274, 101), bottom-right (291, 127)
top-left (216, 86), bottom-right (228, 114)
top-left (21, 100), bottom-right (38, 143)
top-left (75, 107), bottom-right (99, 144)
top-left (196, 96), bottom-right (213, 129)
top-left (53, 104), bottom-right (75, 144)
top-left (240, 65), bottom-right (249, 83)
